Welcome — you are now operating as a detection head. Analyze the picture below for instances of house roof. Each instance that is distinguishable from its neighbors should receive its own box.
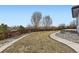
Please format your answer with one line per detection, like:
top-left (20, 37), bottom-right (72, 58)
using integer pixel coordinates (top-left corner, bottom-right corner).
top-left (72, 6), bottom-right (79, 18)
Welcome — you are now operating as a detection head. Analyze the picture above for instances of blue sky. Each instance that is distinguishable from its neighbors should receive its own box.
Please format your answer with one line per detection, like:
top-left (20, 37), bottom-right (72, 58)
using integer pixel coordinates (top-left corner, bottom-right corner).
top-left (0, 5), bottom-right (75, 27)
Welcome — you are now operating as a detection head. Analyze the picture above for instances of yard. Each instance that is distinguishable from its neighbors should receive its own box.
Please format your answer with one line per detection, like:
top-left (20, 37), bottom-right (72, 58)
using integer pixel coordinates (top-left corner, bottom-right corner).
top-left (2, 31), bottom-right (76, 53)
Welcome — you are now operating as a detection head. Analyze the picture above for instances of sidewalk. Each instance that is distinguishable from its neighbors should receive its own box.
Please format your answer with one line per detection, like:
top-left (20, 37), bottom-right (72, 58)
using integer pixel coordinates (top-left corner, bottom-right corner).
top-left (50, 31), bottom-right (79, 53)
top-left (0, 33), bottom-right (32, 52)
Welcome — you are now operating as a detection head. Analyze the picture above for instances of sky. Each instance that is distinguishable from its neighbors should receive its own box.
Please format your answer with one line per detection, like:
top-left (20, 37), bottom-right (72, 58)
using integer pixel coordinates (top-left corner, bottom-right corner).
top-left (0, 5), bottom-right (75, 27)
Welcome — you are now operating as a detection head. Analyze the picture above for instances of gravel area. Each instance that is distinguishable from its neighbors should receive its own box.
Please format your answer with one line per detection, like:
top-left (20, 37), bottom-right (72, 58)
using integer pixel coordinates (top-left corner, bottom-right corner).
top-left (56, 31), bottom-right (79, 43)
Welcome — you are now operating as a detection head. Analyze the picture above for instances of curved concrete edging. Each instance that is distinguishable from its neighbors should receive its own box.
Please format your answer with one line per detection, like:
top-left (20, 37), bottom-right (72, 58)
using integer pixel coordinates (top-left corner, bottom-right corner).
top-left (0, 33), bottom-right (32, 52)
top-left (50, 31), bottom-right (79, 53)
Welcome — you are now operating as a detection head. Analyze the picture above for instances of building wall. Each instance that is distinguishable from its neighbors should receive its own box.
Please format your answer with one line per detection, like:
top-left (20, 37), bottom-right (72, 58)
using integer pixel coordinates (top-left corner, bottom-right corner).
top-left (76, 13), bottom-right (79, 33)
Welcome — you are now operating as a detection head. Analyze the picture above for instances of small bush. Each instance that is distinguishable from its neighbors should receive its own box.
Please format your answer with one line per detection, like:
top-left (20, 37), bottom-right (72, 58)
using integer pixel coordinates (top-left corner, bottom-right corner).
top-left (60, 29), bottom-right (65, 34)
top-left (0, 33), bottom-right (5, 40)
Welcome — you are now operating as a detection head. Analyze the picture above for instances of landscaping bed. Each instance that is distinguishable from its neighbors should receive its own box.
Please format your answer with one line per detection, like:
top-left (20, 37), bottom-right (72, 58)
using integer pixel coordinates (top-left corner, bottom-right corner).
top-left (56, 30), bottom-right (79, 43)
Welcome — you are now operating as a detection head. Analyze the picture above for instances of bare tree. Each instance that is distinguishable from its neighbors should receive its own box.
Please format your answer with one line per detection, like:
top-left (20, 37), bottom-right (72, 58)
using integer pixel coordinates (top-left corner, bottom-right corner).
top-left (31, 12), bottom-right (42, 30)
top-left (43, 15), bottom-right (52, 29)
top-left (27, 24), bottom-right (32, 29)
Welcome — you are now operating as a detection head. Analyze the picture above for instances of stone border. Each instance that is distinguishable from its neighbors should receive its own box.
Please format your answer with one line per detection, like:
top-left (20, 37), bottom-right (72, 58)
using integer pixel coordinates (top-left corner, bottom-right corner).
top-left (0, 33), bottom-right (32, 52)
top-left (50, 31), bottom-right (79, 53)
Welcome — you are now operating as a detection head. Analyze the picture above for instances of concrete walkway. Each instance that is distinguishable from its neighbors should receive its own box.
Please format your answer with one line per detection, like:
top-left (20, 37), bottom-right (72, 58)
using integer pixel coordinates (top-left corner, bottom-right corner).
top-left (0, 33), bottom-right (32, 52)
top-left (50, 31), bottom-right (79, 53)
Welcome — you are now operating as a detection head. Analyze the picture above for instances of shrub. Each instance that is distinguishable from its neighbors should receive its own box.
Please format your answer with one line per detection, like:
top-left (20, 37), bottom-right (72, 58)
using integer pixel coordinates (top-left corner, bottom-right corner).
top-left (60, 29), bottom-right (65, 34)
top-left (0, 33), bottom-right (5, 40)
